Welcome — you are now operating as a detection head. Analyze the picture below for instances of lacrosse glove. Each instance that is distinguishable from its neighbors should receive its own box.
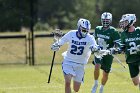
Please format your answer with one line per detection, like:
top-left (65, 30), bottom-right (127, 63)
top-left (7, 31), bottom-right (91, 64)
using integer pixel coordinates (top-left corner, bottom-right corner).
top-left (51, 42), bottom-right (60, 51)
top-left (109, 48), bottom-right (122, 55)
top-left (90, 45), bottom-right (102, 52)
top-left (90, 45), bottom-right (110, 58)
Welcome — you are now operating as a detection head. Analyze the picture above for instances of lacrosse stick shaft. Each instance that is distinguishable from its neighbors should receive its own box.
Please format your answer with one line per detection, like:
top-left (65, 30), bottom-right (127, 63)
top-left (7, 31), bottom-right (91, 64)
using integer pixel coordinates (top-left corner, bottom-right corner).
top-left (47, 29), bottom-right (62, 83)
top-left (47, 51), bottom-right (56, 83)
top-left (113, 55), bottom-right (126, 68)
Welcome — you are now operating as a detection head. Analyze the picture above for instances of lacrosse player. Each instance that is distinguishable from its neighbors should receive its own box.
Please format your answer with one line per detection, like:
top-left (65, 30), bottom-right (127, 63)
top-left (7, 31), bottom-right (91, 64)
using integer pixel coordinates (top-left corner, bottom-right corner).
top-left (91, 12), bottom-right (121, 93)
top-left (119, 14), bottom-right (140, 88)
top-left (51, 18), bottom-right (100, 93)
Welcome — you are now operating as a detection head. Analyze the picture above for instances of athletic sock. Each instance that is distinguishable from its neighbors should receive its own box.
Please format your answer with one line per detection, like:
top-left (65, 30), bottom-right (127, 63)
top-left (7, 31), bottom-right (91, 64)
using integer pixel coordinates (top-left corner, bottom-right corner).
top-left (91, 80), bottom-right (98, 93)
top-left (99, 84), bottom-right (104, 93)
top-left (94, 80), bottom-right (98, 85)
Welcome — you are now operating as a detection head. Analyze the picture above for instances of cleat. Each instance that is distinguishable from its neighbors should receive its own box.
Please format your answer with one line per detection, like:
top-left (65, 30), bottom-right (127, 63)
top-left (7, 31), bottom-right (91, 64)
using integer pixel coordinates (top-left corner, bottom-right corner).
top-left (91, 84), bottom-right (98, 93)
top-left (99, 87), bottom-right (103, 93)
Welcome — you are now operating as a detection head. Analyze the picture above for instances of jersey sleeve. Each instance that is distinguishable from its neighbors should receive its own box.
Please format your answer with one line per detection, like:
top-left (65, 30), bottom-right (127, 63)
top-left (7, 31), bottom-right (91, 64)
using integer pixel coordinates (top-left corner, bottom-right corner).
top-left (58, 31), bottom-right (70, 46)
top-left (112, 30), bottom-right (120, 41)
top-left (112, 30), bottom-right (121, 47)
top-left (120, 32), bottom-right (125, 51)
top-left (94, 26), bottom-right (100, 39)
top-left (90, 35), bottom-right (98, 47)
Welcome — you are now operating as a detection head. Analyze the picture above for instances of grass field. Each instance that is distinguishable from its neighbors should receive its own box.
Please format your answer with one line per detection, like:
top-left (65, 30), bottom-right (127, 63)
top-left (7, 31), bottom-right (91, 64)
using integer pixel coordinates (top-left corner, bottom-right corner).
top-left (0, 35), bottom-right (139, 93)
top-left (0, 63), bottom-right (139, 93)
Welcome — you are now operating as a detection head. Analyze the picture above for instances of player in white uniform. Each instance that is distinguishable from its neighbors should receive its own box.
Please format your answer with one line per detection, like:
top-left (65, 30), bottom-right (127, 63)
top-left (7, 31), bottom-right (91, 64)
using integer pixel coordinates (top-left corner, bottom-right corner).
top-left (51, 18), bottom-right (99, 93)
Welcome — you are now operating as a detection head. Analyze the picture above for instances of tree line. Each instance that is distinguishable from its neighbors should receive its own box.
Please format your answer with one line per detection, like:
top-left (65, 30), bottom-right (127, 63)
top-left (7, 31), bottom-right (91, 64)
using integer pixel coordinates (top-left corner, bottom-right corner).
top-left (0, 0), bottom-right (140, 31)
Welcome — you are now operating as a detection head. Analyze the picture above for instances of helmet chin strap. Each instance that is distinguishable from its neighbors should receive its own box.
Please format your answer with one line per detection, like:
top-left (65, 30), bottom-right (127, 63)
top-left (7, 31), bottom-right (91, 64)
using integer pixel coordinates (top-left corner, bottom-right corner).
top-left (103, 25), bottom-right (110, 30)
top-left (124, 24), bottom-right (131, 31)
top-left (77, 28), bottom-right (83, 39)
top-left (77, 28), bottom-right (86, 39)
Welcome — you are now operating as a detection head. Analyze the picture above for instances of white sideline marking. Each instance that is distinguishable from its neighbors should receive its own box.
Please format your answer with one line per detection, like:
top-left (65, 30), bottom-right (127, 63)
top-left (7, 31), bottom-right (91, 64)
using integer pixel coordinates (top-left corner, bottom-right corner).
top-left (0, 85), bottom-right (62, 90)
top-left (0, 86), bottom-right (46, 90)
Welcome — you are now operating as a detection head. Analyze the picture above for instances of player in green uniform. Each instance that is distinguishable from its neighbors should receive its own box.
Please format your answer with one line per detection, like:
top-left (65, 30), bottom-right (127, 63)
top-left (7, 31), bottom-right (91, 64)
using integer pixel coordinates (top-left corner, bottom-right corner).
top-left (91, 12), bottom-right (121, 93)
top-left (119, 14), bottom-right (140, 89)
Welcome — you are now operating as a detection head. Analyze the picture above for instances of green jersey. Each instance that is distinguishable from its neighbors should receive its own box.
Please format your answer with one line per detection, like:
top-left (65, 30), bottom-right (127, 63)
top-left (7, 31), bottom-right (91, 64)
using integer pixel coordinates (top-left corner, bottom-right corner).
top-left (94, 26), bottom-right (121, 50)
top-left (121, 27), bottom-right (140, 63)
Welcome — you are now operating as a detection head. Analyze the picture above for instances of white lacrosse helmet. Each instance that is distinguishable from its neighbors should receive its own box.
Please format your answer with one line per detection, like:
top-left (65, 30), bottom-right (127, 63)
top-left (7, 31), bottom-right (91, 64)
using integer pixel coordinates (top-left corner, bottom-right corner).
top-left (77, 18), bottom-right (91, 37)
top-left (101, 12), bottom-right (112, 28)
top-left (119, 14), bottom-right (136, 30)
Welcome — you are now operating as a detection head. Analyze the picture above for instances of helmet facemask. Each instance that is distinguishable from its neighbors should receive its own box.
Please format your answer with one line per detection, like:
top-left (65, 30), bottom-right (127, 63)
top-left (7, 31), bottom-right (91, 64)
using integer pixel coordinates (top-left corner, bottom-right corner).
top-left (79, 26), bottom-right (89, 37)
top-left (101, 19), bottom-right (112, 28)
top-left (119, 20), bottom-right (129, 30)
top-left (101, 12), bottom-right (112, 28)
top-left (77, 18), bottom-right (91, 38)
top-left (119, 14), bottom-right (136, 30)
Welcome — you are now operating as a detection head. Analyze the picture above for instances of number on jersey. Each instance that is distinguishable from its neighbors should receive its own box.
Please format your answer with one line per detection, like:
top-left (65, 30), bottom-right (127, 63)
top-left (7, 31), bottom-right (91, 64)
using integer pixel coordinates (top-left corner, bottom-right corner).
top-left (70, 45), bottom-right (84, 55)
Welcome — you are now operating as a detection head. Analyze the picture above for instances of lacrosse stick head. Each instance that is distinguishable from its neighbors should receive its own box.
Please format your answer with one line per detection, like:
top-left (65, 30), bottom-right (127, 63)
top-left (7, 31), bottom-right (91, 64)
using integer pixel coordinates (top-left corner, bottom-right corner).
top-left (53, 29), bottom-right (63, 42)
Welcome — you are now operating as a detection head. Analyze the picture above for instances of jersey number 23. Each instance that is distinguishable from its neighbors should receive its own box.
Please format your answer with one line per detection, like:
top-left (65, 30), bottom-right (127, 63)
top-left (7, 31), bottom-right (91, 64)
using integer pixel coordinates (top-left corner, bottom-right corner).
top-left (70, 45), bottom-right (84, 55)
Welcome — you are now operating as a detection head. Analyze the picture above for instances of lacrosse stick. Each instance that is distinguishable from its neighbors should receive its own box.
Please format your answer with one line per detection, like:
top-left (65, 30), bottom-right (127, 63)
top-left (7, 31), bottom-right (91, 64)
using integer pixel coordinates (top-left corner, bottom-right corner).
top-left (112, 55), bottom-right (126, 69)
top-left (47, 29), bottom-right (63, 83)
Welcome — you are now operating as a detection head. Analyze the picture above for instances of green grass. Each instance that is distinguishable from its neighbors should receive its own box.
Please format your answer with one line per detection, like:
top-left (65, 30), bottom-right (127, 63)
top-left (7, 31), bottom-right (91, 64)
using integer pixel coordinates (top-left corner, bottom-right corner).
top-left (0, 33), bottom-right (139, 93)
top-left (0, 63), bottom-right (139, 93)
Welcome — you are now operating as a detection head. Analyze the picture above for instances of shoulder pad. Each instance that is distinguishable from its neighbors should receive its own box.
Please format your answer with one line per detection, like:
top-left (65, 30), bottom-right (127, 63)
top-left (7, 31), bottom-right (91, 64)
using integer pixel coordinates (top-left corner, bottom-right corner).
top-left (96, 26), bottom-right (102, 30)
top-left (110, 26), bottom-right (116, 31)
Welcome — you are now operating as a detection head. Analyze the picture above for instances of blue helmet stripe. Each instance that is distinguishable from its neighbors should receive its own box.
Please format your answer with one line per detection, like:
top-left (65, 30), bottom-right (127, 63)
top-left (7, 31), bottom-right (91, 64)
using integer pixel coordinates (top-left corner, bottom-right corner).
top-left (85, 20), bottom-right (88, 30)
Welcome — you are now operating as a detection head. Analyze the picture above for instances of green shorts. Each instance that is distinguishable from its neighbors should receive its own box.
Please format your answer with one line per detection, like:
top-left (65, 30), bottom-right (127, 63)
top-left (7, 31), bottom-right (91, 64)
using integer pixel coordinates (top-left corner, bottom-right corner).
top-left (128, 61), bottom-right (140, 78)
top-left (93, 55), bottom-right (113, 73)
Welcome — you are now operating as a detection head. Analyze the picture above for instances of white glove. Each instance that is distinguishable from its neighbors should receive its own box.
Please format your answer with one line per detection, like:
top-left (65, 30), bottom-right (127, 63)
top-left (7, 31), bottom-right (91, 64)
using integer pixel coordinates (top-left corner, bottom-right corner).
top-left (90, 45), bottom-right (101, 52)
top-left (109, 48), bottom-right (117, 55)
top-left (136, 45), bottom-right (140, 52)
top-left (51, 42), bottom-right (60, 51)
top-left (94, 50), bottom-right (110, 58)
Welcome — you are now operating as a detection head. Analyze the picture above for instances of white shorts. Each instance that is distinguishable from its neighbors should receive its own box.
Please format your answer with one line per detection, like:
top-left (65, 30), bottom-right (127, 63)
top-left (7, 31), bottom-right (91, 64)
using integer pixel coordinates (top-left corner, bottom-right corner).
top-left (62, 60), bottom-right (85, 83)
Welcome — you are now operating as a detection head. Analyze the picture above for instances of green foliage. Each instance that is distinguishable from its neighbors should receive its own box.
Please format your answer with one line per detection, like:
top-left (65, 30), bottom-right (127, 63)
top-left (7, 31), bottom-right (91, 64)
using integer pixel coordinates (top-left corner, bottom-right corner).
top-left (0, 0), bottom-right (37, 31)
top-left (34, 22), bottom-right (49, 31)
top-left (1, 0), bottom-right (140, 31)
top-left (0, 0), bottom-right (21, 31)
top-left (37, 0), bottom-right (78, 29)
top-left (100, 0), bottom-right (140, 27)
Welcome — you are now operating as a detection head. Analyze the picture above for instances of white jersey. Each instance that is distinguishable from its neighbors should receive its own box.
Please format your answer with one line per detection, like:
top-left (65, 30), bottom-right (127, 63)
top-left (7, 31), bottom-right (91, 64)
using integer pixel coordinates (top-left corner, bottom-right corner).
top-left (58, 30), bottom-right (97, 65)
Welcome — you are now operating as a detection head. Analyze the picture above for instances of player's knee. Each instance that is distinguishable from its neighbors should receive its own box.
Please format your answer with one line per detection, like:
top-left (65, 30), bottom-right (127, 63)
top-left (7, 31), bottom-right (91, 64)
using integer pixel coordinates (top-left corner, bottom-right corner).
top-left (65, 82), bottom-right (71, 87)
top-left (95, 64), bottom-right (100, 69)
top-left (73, 81), bottom-right (81, 92)
top-left (132, 79), bottom-right (139, 86)
top-left (74, 88), bottom-right (80, 92)
top-left (132, 76), bottom-right (139, 86)
top-left (133, 81), bottom-right (139, 86)
top-left (103, 71), bottom-right (109, 78)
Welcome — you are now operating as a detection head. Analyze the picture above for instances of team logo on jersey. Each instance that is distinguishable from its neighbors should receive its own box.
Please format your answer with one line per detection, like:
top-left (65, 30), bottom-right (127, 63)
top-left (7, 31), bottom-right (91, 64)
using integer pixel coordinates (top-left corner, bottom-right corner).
top-left (72, 40), bottom-right (87, 45)
top-left (97, 38), bottom-right (109, 49)
top-left (125, 37), bottom-right (140, 42)
top-left (97, 34), bottom-right (110, 39)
